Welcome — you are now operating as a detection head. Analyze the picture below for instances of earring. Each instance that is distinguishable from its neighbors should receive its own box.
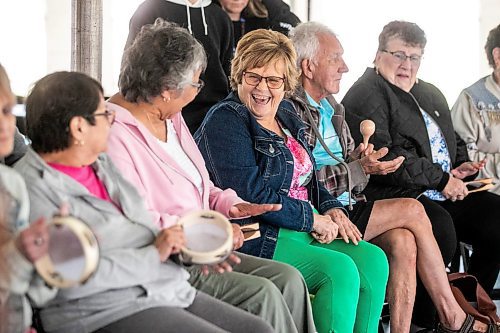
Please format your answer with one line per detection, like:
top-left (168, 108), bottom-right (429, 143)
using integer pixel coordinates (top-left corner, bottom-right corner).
top-left (74, 139), bottom-right (85, 146)
top-left (375, 67), bottom-right (379, 75)
top-left (163, 96), bottom-right (170, 103)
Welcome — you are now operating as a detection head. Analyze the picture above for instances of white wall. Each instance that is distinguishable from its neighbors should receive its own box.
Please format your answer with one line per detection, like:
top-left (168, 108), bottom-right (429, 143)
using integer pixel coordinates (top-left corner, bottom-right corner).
top-left (101, 0), bottom-right (144, 96)
top-left (304, 0), bottom-right (500, 106)
top-left (0, 0), bottom-right (142, 97)
top-left (480, 0), bottom-right (500, 74)
top-left (0, 0), bottom-right (499, 105)
top-left (0, 1), bottom-right (50, 96)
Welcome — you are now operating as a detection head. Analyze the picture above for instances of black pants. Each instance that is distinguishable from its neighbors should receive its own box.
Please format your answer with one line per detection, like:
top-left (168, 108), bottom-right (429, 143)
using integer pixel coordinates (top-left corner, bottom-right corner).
top-left (437, 191), bottom-right (500, 291)
top-left (412, 193), bottom-right (500, 328)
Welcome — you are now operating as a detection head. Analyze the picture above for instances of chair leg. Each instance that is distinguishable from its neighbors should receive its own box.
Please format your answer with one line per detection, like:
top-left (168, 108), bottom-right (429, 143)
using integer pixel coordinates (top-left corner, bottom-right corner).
top-left (378, 302), bottom-right (390, 333)
top-left (459, 242), bottom-right (471, 272)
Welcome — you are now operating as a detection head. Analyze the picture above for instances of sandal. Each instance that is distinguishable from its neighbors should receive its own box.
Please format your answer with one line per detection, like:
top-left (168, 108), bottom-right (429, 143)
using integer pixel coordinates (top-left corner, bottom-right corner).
top-left (437, 314), bottom-right (474, 333)
top-left (436, 314), bottom-right (498, 333)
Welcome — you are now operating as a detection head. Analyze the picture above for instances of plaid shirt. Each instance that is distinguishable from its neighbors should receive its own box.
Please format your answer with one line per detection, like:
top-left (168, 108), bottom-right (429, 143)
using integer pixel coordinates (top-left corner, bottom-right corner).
top-left (289, 87), bottom-right (369, 198)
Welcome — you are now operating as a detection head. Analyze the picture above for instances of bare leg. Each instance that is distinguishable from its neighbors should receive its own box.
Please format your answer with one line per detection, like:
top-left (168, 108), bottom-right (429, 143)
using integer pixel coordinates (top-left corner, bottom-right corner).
top-left (363, 198), bottom-right (486, 331)
top-left (371, 229), bottom-right (417, 333)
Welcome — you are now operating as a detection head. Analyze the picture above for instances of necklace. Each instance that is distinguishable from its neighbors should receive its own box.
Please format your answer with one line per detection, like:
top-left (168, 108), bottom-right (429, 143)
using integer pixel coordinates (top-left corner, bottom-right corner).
top-left (274, 119), bottom-right (287, 140)
top-left (145, 109), bottom-right (167, 141)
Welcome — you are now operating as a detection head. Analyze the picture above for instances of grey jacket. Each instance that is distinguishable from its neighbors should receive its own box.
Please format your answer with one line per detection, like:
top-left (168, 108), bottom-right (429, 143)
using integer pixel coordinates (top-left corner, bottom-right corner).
top-left (0, 164), bottom-right (48, 333)
top-left (13, 149), bottom-right (195, 333)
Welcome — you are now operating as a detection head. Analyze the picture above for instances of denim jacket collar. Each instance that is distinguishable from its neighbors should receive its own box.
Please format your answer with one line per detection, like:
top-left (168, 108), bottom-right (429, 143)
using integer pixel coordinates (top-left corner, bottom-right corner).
top-left (224, 91), bottom-right (307, 141)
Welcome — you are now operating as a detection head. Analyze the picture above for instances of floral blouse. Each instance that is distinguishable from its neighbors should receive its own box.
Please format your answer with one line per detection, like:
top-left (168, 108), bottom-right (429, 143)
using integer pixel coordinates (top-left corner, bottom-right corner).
top-left (283, 128), bottom-right (313, 201)
top-left (420, 109), bottom-right (451, 201)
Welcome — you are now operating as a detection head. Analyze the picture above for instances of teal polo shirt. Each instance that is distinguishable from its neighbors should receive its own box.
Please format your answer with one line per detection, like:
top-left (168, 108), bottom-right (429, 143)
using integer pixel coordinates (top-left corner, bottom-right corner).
top-left (306, 93), bottom-right (351, 206)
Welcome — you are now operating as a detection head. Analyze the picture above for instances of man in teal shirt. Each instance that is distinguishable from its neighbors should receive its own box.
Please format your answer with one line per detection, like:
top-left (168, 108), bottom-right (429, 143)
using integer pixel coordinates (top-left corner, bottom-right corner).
top-left (289, 22), bottom-right (468, 333)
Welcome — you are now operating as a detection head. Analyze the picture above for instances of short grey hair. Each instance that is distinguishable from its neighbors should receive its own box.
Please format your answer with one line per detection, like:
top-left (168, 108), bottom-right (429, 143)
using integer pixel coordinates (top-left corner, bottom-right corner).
top-left (289, 22), bottom-right (337, 66)
top-left (378, 20), bottom-right (426, 52)
top-left (119, 18), bottom-right (207, 103)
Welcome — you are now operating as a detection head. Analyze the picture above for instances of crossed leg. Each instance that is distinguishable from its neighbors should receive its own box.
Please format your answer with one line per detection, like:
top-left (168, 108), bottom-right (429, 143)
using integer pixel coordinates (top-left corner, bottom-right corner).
top-left (362, 198), bottom-right (486, 333)
top-left (370, 228), bottom-right (417, 333)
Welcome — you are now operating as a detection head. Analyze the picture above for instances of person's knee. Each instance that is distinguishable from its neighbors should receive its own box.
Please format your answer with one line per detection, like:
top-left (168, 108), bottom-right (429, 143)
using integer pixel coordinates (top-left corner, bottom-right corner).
top-left (382, 229), bottom-right (417, 266)
top-left (399, 198), bottom-right (432, 231)
top-left (273, 262), bottom-right (308, 294)
top-left (321, 255), bottom-right (360, 292)
top-left (254, 276), bottom-right (283, 301)
top-left (364, 243), bottom-right (389, 281)
top-left (246, 315), bottom-right (275, 333)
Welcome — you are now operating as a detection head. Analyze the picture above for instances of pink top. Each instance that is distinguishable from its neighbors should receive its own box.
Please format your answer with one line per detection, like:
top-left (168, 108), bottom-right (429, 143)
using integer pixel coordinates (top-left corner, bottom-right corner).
top-left (106, 102), bottom-right (245, 229)
top-left (284, 133), bottom-right (313, 202)
top-left (48, 163), bottom-right (112, 202)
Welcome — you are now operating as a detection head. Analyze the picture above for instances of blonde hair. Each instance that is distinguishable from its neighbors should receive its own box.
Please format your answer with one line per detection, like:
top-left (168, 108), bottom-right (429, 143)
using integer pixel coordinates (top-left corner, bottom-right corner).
top-left (230, 29), bottom-right (298, 96)
top-left (244, 0), bottom-right (268, 18)
top-left (0, 64), bottom-right (15, 108)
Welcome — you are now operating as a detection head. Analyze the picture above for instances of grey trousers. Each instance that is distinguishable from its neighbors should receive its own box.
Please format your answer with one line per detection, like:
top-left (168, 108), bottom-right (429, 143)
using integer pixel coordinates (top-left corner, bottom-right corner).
top-left (94, 291), bottom-right (273, 333)
top-left (187, 252), bottom-right (316, 333)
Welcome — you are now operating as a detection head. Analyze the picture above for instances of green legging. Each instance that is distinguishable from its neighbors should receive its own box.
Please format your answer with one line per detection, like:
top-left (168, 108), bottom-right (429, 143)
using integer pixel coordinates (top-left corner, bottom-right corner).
top-left (273, 228), bottom-right (389, 333)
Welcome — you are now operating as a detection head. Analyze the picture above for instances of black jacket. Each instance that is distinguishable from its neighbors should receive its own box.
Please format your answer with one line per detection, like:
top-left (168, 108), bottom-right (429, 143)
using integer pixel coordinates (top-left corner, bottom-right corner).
top-left (125, 0), bottom-right (234, 133)
top-left (214, 0), bottom-right (300, 45)
top-left (342, 67), bottom-right (470, 199)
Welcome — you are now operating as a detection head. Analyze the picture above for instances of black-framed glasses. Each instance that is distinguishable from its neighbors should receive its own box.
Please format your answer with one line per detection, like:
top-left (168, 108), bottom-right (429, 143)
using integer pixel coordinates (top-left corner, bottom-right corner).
top-left (242, 71), bottom-right (285, 89)
top-left (85, 109), bottom-right (116, 125)
top-left (189, 79), bottom-right (205, 93)
top-left (381, 50), bottom-right (422, 65)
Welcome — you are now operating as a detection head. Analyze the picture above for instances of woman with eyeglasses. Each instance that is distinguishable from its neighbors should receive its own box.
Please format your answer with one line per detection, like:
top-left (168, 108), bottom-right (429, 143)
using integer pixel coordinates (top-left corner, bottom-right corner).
top-left (12, 69), bottom-right (277, 333)
top-left (0, 63), bottom-right (57, 333)
top-left (194, 28), bottom-right (390, 333)
top-left (342, 20), bottom-right (500, 333)
top-left (106, 19), bottom-right (317, 333)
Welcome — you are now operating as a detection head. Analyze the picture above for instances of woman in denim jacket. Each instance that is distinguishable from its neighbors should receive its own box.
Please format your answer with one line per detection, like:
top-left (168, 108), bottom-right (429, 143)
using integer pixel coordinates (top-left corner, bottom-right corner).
top-left (195, 29), bottom-right (389, 333)
top-left (12, 71), bottom-right (273, 333)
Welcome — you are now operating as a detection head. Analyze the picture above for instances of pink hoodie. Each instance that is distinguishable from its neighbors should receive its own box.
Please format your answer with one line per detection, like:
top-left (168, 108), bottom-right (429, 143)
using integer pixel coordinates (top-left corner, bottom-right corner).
top-left (106, 102), bottom-right (244, 229)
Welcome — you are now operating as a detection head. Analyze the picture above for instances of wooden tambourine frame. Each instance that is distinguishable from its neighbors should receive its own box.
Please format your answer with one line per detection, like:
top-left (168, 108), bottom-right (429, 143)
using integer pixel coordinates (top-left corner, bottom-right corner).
top-left (177, 210), bottom-right (233, 265)
top-left (35, 216), bottom-right (99, 288)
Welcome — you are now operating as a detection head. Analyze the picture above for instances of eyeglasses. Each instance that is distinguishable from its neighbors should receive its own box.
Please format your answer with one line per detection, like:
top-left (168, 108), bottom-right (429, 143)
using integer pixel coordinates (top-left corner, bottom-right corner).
top-left (86, 109), bottom-right (116, 125)
top-left (381, 50), bottom-right (422, 65)
top-left (242, 72), bottom-right (286, 89)
top-left (188, 79), bottom-right (205, 93)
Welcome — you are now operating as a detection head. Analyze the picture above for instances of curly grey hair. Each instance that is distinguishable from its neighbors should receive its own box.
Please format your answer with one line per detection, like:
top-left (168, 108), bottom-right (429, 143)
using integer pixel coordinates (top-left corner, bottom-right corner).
top-left (119, 18), bottom-right (207, 103)
top-left (289, 22), bottom-right (337, 66)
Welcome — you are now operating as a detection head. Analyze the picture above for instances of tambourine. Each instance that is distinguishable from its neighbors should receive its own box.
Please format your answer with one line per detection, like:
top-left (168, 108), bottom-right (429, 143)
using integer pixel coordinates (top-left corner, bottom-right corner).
top-left (35, 216), bottom-right (99, 288)
top-left (177, 210), bottom-right (233, 265)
